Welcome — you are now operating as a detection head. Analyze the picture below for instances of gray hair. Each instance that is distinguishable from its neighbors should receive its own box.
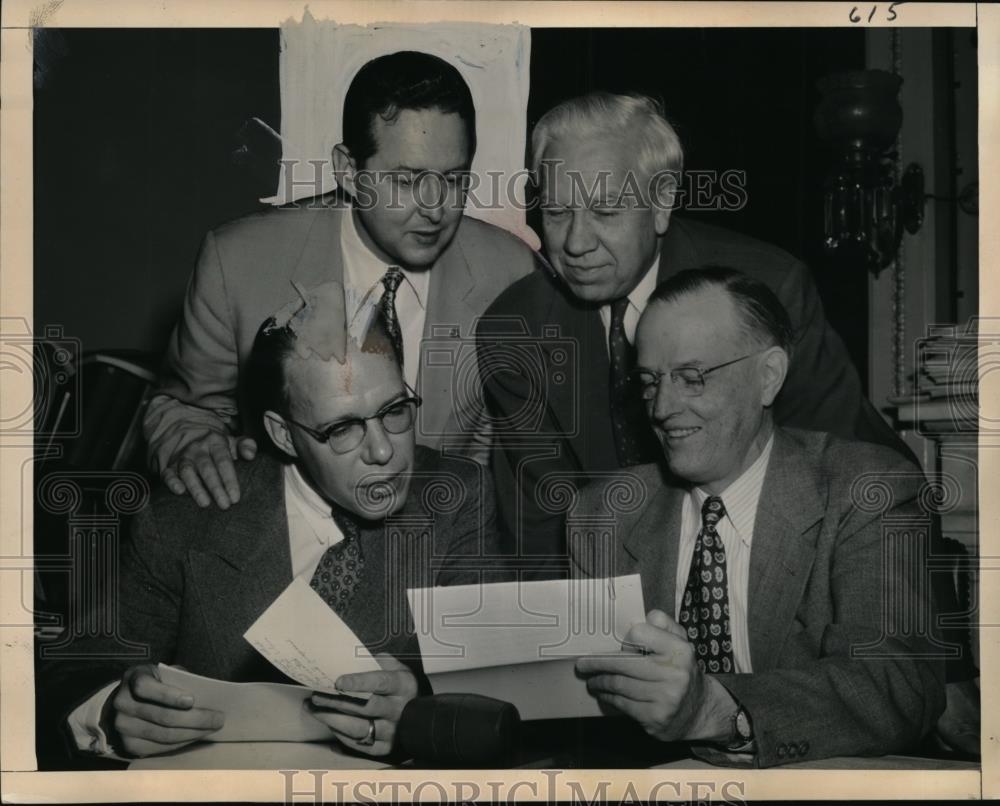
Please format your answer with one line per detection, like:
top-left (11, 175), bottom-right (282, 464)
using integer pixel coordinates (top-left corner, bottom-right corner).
top-left (531, 92), bottom-right (684, 184)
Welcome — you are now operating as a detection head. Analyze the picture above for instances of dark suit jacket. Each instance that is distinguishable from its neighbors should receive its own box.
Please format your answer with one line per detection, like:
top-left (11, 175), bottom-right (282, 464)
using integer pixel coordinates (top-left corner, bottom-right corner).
top-left (39, 447), bottom-right (503, 754)
top-left (143, 195), bottom-right (536, 470)
top-left (477, 217), bottom-right (912, 557)
top-left (568, 428), bottom-right (946, 767)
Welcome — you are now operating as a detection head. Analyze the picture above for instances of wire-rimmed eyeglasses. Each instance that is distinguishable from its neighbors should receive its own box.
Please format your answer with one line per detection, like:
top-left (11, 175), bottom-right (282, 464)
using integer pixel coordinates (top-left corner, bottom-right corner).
top-left (284, 386), bottom-right (423, 454)
top-left (629, 351), bottom-right (762, 399)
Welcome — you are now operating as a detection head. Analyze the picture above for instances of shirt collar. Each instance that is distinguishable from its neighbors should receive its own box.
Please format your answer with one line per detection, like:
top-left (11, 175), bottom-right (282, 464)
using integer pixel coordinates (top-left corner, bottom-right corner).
top-left (691, 433), bottom-right (775, 547)
top-left (341, 208), bottom-right (427, 311)
top-left (285, 463), bottom-right (333, 533)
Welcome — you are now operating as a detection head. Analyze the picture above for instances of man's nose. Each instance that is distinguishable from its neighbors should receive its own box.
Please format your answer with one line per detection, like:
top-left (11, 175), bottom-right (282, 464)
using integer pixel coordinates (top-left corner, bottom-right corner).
top-left (361, 420), bottom-right (394, 465)
top-left (416, 177), bottom-right (446, 224)
top-left (563, 210), bottom-right (597, 255)
top-left (650, 377), bottom-right (685, 423)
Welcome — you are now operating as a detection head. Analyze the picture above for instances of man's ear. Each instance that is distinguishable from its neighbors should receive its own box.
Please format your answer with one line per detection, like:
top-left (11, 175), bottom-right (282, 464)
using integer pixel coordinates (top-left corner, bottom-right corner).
top-left (263, 411), bottom-right (298, 458)
top-left (759, 346), bottom-right (789, 407)
top-left (650, 170), bottom-right (678, 236)
top-left (332, 143), bottom-right (357, 197)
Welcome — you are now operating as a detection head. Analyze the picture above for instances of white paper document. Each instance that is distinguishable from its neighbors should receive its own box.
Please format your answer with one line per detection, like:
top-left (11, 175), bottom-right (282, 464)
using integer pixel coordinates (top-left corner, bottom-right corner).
top-left (244, 576), bottom-right (382, 697)
top-left (407, 574), bottom-right (645, 720)
top-left (156, 665), bottom-right (333, 743)
top-left (148, 578), bottom-right (387, 743)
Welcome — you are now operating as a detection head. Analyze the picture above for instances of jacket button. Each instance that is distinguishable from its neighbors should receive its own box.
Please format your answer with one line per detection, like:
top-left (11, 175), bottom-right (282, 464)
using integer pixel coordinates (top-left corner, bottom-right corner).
top-left (777, 744), bottom-right (787, 758)
top-left (799, 741), bottom-right (809, 755)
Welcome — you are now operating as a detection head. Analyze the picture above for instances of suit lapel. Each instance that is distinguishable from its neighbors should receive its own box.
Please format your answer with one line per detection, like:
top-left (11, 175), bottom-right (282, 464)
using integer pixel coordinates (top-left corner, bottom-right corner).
top-left (187, 457), bottom-right (293, 673)
top-left (339, 459), bottom-right (436, 660)
top-left (540, 285), bottom-right (617, 473)
top-left (418, 236), bottom-right (477, 440)
top-left (290, 202), bottom-right (346, 288)
top-left (746, 429), bottom-right (824, 671)
top-left (621, 480), bottom-right (686, 614)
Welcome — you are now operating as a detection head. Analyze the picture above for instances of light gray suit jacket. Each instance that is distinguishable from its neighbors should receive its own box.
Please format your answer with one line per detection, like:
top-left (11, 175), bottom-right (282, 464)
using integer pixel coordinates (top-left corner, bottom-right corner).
top-left (568, 427), bottom-right (946, 767)
top-left (143, 196), bottom-right (536, 471)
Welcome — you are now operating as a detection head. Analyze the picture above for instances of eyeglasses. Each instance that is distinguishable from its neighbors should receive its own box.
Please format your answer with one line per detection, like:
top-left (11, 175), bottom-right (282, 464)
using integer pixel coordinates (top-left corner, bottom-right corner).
top-left (630, 352), bottom-right (761, 399)
top-left (284, 388), bottom-right (423, 454)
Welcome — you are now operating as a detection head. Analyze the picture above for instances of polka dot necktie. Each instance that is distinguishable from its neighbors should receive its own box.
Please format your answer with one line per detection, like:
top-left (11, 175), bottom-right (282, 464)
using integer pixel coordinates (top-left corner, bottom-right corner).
top-left (379, 266), bottom-right (405, 368)
top-left (309, 509), bottom-right (365, 616)
top-left (608, 298), bottom-right (642, 467)
top-left (678, 495), bottom-right (735, 674)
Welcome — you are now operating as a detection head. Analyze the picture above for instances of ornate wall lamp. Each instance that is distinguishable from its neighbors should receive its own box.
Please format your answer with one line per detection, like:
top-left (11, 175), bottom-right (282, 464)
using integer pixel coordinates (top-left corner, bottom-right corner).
top-left (814, 69), bottom-right (925, 275)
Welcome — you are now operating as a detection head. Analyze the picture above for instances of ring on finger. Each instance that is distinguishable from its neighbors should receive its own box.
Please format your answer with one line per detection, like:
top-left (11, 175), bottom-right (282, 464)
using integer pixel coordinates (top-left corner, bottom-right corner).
top-left (357, 718), bottom-right (376, 746)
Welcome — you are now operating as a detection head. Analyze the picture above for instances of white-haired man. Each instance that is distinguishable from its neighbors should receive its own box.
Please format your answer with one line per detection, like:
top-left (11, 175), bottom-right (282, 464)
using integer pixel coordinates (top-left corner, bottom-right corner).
top-left (477, 91), bottom-right (913, 562)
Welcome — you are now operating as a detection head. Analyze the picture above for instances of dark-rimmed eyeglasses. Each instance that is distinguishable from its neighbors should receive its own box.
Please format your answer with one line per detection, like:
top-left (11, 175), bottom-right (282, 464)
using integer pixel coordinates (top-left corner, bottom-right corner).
top-left (629, 352), bottom-right (761, 399)
top-left (284, 387), bottom-right (423, 454)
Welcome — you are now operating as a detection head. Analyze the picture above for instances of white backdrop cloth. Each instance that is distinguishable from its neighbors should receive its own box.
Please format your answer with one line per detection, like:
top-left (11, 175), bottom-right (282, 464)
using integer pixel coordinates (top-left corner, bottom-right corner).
top-left (266, 13), bottom-right (537, 248)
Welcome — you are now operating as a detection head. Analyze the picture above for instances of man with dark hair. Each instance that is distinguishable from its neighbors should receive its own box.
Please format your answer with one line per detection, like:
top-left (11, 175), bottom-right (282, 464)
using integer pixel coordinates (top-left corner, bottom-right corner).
top-left (477, 91), bottom-right (914, 562)
top-left (44, 283), bottom-right (500, 762)
top-left (570, 267), bottom-right (944, 767)
top-left (341, 50), bottom-right (477, 167)
top-left (144, 50), bottom-right (535, 509)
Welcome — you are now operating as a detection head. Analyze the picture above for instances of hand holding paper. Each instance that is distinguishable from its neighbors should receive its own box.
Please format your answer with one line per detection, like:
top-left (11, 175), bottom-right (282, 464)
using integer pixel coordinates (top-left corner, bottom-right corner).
top-left (101, 664), bottom-right (226, 758)
top-left (309, 655), bottom-right (420, 757)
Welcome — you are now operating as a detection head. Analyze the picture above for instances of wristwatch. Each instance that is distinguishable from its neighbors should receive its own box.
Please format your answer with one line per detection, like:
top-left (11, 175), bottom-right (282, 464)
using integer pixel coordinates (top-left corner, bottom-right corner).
top-left (725, 704), bottom-right (755, 752)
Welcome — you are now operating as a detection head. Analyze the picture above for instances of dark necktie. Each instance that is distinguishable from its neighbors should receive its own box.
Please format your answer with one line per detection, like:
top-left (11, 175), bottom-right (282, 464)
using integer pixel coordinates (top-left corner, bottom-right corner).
top-left (309, 509), bottom-right (365, 616)
top-left (379, 266), bottom-right (405, 367)
top-left (678, 496), bottom-right (735, 674)
top-left (608, 298), bottom-right (642, 466)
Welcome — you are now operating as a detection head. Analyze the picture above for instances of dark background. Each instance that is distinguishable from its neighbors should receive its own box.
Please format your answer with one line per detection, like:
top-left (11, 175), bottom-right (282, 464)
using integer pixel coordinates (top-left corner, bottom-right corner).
top-left (33, 27), bottom-right (868, 379)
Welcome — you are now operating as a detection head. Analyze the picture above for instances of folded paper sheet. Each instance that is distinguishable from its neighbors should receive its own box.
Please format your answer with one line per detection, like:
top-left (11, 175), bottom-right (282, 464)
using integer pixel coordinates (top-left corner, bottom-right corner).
top-left (244, 576), bottom-right (381, 698)
top-left (407, 574), bottom-right (645, 720)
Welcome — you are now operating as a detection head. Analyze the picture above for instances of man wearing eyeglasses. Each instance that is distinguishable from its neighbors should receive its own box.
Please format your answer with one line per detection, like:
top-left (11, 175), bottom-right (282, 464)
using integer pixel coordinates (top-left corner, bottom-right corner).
top-left (569, 267), bottom-right (944, 766)
top-left (477, 91), bottom-right (913, 565)
top-left (43, 284), bottom-right (499, 762)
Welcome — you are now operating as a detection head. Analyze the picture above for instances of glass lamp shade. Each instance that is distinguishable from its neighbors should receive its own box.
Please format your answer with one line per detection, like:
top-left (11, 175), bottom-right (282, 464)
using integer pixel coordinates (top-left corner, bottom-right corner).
top-left (815, 70), bottom-right (905, 272)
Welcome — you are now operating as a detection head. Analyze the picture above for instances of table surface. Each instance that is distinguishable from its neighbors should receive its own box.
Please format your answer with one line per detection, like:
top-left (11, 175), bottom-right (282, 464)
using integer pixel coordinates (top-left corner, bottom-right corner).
top-left (131, 741), bottom-right (979, 771)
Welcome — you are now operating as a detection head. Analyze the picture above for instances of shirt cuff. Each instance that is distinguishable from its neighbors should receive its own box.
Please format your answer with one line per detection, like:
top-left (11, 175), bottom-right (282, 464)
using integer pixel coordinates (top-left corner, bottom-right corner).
top-left (66, 681), bottom-right (128, 760)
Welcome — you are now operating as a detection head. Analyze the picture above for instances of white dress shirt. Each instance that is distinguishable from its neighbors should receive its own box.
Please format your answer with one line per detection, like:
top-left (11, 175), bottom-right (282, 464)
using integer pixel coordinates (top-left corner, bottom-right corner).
top-left (67, 465), bottom-right (343, 757)
top-left (597, 256), bottom-right (660, 349)
top-left (341, 208), bottom-right (429, 389)
top-left (674, 435), bottom-right (775, 674)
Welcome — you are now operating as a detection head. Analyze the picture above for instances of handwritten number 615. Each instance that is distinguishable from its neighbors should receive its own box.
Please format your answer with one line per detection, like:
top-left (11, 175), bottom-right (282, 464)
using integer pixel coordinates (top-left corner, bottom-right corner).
top-left (850, 3), bottom-right (899, 23)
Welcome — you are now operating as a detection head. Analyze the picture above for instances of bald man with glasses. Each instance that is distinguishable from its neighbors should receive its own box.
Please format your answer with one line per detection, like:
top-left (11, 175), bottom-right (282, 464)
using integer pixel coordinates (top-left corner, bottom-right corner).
top-left (41, 282), bottom-right (500, 763)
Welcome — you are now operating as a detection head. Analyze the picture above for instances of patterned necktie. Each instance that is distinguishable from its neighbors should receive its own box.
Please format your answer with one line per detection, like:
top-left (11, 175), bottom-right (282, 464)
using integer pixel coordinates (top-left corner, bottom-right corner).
top-left (309, 509), bottom-right (365, 616)
top-left (678, 495), bottom-right (735, 674)
top-left (379, 266), bottom-right (405, 367)
top-left (608, 298), bottom-right (642, 466)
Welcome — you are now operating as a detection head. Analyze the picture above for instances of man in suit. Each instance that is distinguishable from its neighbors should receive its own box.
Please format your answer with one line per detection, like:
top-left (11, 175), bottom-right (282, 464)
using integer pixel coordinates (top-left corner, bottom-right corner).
top-left (569, 267), bottom-right (944, 766)
top-left (43, 283), bottom-right (500, 761)
top-left (477, 91), bottom-right (911, 562)
top-left (144, 50), bottom-right (535, 510)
